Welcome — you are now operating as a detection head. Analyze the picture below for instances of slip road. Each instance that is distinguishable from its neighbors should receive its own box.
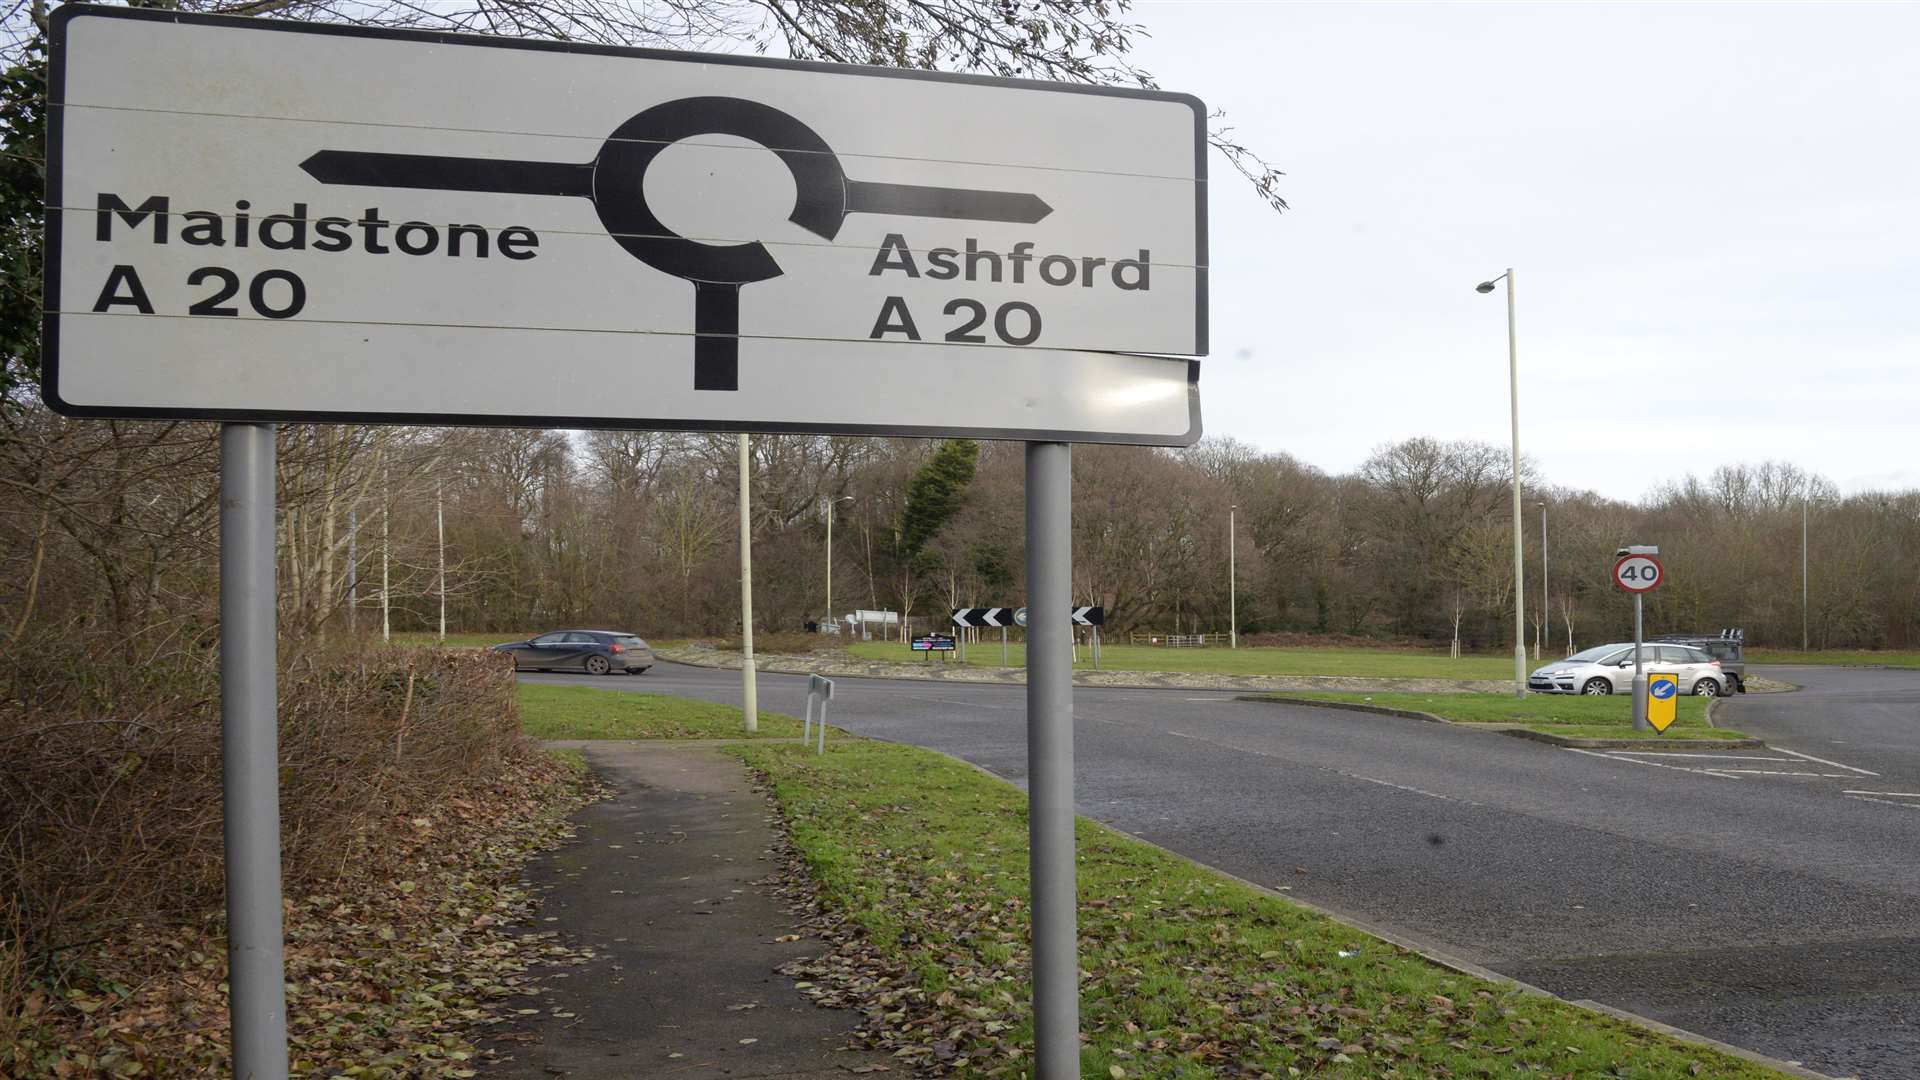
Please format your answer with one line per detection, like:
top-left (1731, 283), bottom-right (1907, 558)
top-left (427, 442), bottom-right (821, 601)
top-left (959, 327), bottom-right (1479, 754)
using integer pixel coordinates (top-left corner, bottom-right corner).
top-left (529, 662), bottom-right (1920, 1080)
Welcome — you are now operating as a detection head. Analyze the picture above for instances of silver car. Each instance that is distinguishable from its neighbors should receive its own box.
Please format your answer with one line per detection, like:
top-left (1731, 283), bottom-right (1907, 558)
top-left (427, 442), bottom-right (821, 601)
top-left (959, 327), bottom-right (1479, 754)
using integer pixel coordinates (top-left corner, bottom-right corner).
top-left (1528, 643), bottom-right (1729, 697)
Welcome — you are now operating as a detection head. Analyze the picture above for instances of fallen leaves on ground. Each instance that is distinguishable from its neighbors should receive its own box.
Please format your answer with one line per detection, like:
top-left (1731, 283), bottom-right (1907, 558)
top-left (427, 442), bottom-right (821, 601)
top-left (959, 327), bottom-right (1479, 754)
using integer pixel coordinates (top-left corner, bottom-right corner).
top-left (6, 756), bottom-right (604, 1078)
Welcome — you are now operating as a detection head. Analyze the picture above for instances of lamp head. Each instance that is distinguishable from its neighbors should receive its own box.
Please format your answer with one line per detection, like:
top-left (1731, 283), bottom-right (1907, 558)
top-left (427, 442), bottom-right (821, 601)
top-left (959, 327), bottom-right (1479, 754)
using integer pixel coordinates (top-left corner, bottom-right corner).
top-left (1475, 281), bottom-right (1498, 294)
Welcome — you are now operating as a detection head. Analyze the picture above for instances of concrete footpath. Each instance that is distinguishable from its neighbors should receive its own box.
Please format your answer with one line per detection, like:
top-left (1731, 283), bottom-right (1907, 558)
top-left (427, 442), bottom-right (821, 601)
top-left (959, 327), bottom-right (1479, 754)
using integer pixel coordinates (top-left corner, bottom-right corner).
top-left (484, 742), bottom-right (888, 1079)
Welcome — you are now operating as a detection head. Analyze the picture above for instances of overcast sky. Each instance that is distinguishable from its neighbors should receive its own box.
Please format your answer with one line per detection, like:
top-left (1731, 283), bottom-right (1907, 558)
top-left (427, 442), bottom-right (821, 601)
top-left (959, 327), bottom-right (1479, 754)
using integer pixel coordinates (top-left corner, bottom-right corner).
top-left (1125, 1), bottom-right (1919, 501)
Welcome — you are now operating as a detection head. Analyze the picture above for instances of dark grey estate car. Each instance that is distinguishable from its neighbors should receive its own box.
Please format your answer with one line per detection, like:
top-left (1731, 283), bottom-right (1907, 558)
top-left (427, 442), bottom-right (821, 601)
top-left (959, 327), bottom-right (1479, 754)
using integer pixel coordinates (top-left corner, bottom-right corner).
top-left (1654, 629), bottom-right (1746, 693)
top-left (494, 630), bottom-right (654, 675)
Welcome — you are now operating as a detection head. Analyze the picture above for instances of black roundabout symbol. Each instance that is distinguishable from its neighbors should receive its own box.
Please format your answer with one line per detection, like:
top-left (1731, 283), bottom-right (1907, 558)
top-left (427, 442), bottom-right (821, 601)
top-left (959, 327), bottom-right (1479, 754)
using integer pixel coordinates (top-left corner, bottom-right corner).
top-left (302, 96), bottom-right (1053, 391)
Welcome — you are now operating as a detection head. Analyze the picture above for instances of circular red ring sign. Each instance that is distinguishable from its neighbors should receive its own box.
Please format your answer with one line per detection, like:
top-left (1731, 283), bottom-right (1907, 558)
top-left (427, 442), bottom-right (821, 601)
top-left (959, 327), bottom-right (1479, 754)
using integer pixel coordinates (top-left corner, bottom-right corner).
top-left (1613, 554), bottom-right (1664, 593)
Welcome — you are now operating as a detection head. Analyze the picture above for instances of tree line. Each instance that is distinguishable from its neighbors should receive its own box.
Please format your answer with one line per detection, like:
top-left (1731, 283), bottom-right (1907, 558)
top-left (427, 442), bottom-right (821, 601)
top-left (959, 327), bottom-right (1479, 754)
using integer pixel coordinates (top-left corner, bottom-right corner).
top-left (4, 407), bottom-right (1916, 651)
top-left (4, 4), bottom-right (1913, 654)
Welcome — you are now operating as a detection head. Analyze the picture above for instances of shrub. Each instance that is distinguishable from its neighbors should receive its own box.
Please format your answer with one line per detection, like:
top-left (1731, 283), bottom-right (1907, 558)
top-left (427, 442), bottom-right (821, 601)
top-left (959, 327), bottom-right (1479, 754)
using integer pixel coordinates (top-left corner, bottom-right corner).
top-left (710, 632), bottom-right (838, 655)
top-left (0, 635), bottom-right (527, 975)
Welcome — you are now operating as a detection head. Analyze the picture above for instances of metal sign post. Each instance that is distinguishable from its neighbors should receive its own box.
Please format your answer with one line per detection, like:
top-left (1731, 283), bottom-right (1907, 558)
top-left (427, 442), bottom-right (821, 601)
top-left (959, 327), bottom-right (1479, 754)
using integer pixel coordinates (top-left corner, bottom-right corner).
top-left (1025, 443), bottom-right (1078, 1078)
top-left (1632, 593), bottom-right (1649, 731)
top-left (220, 423), bottom-right (289, 1080)
top-left (739, 434), bottom-right (758, 732)
top-left (1613, 548), bottom-right (1664, 733)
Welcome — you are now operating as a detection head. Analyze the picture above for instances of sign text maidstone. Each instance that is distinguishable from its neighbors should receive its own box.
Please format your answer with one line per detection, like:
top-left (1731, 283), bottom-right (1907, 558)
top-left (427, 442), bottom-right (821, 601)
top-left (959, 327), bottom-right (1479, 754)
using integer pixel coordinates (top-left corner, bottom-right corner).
top-left (45, 6), bottom-right (1207, 444)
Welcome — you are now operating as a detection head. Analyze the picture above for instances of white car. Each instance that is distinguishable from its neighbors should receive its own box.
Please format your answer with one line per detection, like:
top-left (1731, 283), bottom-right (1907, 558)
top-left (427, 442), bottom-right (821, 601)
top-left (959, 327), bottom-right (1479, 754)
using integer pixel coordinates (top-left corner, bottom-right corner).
top-left (1528, 643), bottom-right (1729, 697)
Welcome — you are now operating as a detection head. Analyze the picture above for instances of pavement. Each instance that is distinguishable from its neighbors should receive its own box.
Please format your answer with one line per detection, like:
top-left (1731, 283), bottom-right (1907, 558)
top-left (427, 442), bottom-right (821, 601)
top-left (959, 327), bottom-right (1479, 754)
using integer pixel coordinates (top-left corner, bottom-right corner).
top-left (483, 742), bottom-right (888, 1079)
top-left (521, 660), bottom-right (1920, 1080)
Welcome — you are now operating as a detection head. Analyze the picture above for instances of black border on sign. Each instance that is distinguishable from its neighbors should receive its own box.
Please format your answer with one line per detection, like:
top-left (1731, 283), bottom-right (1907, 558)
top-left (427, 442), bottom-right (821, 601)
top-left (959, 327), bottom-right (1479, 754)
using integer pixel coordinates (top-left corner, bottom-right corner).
top-left (39, 4), bottom-right (1208, 446)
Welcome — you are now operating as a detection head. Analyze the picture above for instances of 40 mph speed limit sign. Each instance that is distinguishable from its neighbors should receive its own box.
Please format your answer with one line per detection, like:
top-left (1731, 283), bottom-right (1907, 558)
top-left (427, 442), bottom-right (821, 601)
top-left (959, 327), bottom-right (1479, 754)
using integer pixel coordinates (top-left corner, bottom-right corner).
top-left (1613, 554), bottom-right (1664, 593)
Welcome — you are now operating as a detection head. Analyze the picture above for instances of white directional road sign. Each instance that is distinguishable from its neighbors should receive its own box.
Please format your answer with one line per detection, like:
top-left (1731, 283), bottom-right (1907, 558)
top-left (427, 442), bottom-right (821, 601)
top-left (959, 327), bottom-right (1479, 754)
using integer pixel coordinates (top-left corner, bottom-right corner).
top-left (45, 6), bottom-right (1205, 444)
top-left (1070, 606), bottom-right (1104, 626)
top-left (1613, 554), bottom-right (1664, 593)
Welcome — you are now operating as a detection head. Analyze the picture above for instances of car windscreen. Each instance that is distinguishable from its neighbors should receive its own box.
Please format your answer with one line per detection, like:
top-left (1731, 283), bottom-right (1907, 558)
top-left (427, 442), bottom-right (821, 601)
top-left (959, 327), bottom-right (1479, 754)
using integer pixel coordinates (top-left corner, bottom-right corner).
top-left (1565, 646), bottom-right (1622, 663)
top-left (614, 635), bottom-right (647, 647)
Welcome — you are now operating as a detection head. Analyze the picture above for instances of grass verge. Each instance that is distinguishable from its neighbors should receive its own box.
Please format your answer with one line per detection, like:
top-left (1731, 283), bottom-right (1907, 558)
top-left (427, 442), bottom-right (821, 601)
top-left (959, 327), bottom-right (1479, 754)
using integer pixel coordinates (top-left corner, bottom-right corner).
top-left (731, 739), bottom-right (1786, 1078)
top-left (844, 641), bottom-right (1517, 681)
top-left (1256, 692), bottom-right (1741, 741)
top-left (1746, 647), bottom-right (1920, 668)
top-left (517, 683), bottom-right (805, 739)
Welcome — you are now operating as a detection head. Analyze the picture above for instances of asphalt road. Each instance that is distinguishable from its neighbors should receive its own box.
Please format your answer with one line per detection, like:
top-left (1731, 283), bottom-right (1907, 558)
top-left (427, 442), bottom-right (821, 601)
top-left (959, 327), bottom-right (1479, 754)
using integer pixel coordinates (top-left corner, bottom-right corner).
top-left (526, 661), bottom-right (1920, 1079)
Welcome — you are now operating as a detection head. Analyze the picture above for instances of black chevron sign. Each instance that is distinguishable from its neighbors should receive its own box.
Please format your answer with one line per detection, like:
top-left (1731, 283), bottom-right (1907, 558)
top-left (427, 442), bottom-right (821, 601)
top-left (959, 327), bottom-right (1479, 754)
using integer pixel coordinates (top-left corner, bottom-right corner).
top-left (951, 607), bottom-right (1014, 628)
top-left (1072, 606), bottom-right (1105, 627)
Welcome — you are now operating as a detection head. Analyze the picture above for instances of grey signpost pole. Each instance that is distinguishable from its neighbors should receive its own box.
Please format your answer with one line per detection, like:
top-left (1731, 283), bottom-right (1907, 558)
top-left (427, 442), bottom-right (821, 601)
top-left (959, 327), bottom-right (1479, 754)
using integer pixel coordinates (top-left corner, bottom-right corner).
top-left (220, 423), bottom-right (289, 1080)
top-left (1025, 442), bottom-right (1078, 1079)
top-left (739, 433), bottom-right (758, 733)
top-left (1631, 593), bottom-right (1650, 731)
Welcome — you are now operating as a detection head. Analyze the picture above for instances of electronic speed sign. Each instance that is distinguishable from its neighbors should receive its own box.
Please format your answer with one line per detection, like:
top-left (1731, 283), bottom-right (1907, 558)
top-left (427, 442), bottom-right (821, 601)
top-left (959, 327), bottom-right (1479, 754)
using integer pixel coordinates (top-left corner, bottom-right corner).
top-left (1613, 554), bottom-right (1664, 593)
top-left (44, 5), bottom-right (1205, 444)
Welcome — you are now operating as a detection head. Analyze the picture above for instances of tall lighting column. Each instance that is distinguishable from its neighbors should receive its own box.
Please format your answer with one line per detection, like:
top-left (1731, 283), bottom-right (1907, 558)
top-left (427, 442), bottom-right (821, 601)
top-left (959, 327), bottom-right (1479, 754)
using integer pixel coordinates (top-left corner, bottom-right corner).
top-left (1477, 269), bottom-right (1527, 698)
top-left (826, 495), bottom-right (854, 631)
top-left (1228, 503), bottom-right (1238, 649)
top-left (1538, 501), bottom-right (1550, 658)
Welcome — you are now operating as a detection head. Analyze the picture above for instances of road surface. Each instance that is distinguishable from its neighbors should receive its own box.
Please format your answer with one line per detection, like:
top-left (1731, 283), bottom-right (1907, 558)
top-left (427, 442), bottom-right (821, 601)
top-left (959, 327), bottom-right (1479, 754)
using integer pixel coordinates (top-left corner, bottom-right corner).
top-left (525, 661), bottom-right (1920, 1079)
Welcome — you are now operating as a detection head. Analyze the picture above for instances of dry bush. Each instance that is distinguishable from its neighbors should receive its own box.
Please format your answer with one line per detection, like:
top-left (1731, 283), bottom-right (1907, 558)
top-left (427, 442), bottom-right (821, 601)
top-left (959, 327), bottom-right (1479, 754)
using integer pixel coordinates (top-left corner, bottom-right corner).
top-left (710, 632), bottom-right (838, 655)
top-left (0, 634), bottom-right (527, 977)
top-left (1236, 630), bottom-right (1445, 651)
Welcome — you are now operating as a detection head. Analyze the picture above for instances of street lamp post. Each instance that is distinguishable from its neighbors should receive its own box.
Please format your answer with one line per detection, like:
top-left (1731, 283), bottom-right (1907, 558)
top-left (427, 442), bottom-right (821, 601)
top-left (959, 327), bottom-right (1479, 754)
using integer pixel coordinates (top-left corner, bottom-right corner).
top-left (1538, 501), bottom-right (1548, 661)
top-left (1802, 496), bottom-right (1810, 651)
top-left (826, 495), bottom-right (854, 630)
top-left (1477, 269), bottom-right (1527, 698)
top-left (1228, 503), bottom-right (1238, 649)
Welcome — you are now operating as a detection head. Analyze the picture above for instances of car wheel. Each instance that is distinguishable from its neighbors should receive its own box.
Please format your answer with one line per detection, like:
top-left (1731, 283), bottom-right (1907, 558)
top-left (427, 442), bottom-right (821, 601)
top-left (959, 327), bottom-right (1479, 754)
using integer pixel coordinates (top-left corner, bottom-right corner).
top-left (1693, 677), bottom-right (1721, 697)
top-left (584, 655), bottom-right (612, 676)
top-left (1581, 678), bottom-right (1613, 696)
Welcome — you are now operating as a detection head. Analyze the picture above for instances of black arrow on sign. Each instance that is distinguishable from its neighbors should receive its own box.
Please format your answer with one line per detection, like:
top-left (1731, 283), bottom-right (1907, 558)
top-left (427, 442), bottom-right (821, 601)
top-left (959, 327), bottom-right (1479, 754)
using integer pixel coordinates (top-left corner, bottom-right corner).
top-left (300, 97), bottom-right (1053, 393)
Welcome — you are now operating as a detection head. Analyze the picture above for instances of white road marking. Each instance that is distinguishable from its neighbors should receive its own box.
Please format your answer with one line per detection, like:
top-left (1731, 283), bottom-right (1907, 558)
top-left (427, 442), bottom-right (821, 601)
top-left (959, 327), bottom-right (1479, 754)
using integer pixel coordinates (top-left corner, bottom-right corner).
top-left (1605, 752), bottom-right (1799, 762)
top-left (1712, 769), bottom-right (1853, 778)
top-left (1353, 775), bottom-right (1455, 802)
top-left (1773, 747), bottom-right (1879, 776)
top-left (1846, 795), bottom-right (1920, 812)
top-left (1162, 723), bottom-right (1496, 808)
top-left (1841, 790), bottom-right (1920, 798)
top-left (914, 696), bottom-right (1015, 709)
top-left (1568, 747), bottom-right (1741, 779)
top-left (1183, 696), bottom-right (1232, 701)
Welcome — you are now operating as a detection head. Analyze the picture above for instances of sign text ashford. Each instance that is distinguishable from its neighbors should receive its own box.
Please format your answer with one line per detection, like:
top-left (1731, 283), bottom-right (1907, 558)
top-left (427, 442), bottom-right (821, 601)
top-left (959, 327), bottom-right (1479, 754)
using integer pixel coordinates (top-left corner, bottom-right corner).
top-left (45, 6), bottom-right (1205, 444)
